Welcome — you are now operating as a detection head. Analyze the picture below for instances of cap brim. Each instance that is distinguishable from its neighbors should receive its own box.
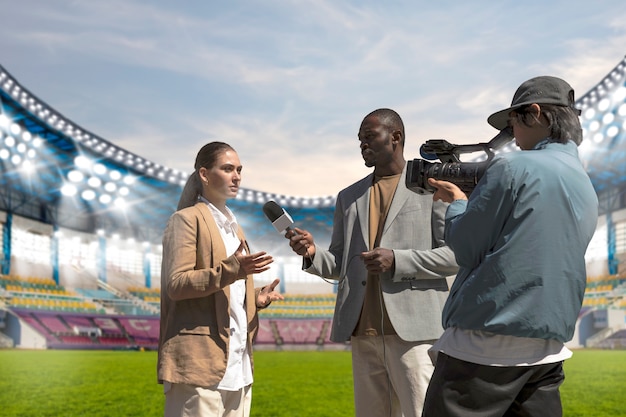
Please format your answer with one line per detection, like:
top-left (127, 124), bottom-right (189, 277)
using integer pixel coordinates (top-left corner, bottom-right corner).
top-left (487, 108), bottom-right (510, 130)
top-left (487, 103), bottom-right (526, 130)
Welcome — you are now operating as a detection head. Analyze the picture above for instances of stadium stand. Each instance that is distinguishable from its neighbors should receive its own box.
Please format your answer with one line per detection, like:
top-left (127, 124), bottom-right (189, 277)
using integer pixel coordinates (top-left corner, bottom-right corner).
top-left (2, 57), bottom-right (626, 350)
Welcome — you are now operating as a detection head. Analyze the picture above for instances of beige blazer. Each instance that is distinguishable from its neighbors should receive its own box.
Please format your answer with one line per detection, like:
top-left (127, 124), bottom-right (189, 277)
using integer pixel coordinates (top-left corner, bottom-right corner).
top-left (157, 202), bottom-right (262, 387)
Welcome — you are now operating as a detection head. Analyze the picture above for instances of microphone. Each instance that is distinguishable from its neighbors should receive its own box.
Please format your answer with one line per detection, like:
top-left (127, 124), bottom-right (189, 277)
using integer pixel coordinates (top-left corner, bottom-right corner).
top-left (262, 200), bottom-right (296, 235)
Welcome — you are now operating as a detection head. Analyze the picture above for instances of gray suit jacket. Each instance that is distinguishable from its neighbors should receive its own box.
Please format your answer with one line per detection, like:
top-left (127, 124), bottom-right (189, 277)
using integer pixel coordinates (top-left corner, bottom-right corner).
top-left (307, 163), bottom-right (458, 342)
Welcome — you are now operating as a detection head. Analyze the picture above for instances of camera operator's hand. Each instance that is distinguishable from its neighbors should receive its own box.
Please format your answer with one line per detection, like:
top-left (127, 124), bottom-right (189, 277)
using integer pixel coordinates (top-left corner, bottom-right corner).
top-left (285, 227), bottom-right (316, 259)
top-left (428, 178), bottom-right (468, 203)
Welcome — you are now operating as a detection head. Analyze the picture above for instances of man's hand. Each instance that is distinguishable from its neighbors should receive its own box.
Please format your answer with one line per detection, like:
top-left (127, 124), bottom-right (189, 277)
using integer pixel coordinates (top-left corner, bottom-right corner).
top-left (361, 248), bottom-right (395, 274)
top-left (285, 227), bottom-right (316, 258)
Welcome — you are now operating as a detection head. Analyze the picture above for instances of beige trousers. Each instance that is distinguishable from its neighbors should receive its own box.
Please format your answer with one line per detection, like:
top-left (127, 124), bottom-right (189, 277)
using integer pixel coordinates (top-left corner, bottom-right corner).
top-left (164, 383), bottom-right (252, 417)
top-left (351, 335), bottom-right (435, 417)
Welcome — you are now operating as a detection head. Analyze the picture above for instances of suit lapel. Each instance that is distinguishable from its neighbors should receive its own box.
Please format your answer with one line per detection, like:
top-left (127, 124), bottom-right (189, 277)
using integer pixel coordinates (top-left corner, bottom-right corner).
top-left (356, 174), bottom-right (373, 250)
top-left (234, 226), bottom-right (258, 320)
top-left (195, 202), bottom-right (230, 301)
top-left (382, 162), bottom-right (409, 236)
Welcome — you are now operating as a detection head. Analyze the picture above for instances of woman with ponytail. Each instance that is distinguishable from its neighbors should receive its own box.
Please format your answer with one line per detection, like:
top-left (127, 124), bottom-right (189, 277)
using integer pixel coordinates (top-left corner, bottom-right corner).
top-left (158, 141), bottom-right (283, 417)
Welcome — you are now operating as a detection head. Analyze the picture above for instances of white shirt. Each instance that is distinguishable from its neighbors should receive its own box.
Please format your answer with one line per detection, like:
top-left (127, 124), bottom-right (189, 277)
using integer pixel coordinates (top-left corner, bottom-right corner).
top-left (430, 327), bottom-right (572, 367)
top-left (204, 200), bottom-right (253, 391)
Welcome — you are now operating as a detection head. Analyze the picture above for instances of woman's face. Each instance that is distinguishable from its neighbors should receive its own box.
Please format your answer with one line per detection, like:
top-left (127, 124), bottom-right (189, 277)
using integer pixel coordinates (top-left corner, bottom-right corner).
top-left (199, 149), bottom-right (242, 205)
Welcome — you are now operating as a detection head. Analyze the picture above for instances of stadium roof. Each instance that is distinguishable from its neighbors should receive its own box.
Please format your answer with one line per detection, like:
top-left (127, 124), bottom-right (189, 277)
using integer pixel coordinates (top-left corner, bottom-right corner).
top-left (577, 55), bottom-right (626, 215)
top-left (1, 56), bottom-right (625, 249)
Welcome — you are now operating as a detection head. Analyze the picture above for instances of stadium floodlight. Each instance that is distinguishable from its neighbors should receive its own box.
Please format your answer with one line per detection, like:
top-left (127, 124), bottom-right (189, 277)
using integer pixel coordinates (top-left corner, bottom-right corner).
top-left (67, 170), bottom-right (84, 182)
top-left (607, 126), bottom-right (619, 138)
top-left (60, 184), bottom-right (77, 196)
top-left (10, 123), bottom-right (20, 135)
top-left (93, 163), bottom-right (107, 176)
top-left (113, 198), bottom-right (126, 210)
top-left (20, 160), bottom-right (34, 174)
top-left (87, 176), bottom-right (102, 188)
top-left (99, 194), bottom-right (112, 204)
top-left (598, 98), bottom-right (611, 112)
top-left (74, 155), bottom-right (91, 169)
top-left (81, 190), bottom-right (96, 201)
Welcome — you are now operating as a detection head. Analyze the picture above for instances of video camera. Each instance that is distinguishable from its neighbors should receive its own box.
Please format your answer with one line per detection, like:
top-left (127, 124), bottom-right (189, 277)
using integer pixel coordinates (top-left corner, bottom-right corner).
top-left (406, 127), bottom-right (514, 195)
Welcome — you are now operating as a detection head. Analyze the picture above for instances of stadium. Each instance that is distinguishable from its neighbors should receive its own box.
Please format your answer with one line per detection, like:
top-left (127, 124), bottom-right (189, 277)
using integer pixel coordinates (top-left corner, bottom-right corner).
top-left (0, 56), bottom-right (625, 353)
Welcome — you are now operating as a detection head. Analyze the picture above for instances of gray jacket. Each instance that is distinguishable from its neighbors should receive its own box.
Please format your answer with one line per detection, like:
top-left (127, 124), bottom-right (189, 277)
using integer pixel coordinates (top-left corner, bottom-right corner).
top-left (306, 163), bottom-right (459, 342)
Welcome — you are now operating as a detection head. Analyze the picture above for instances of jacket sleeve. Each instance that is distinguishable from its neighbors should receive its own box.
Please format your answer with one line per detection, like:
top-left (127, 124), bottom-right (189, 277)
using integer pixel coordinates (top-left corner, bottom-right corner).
top-left (390, 199), bottom-right (459, 282)
top-left (444, 157), bottom-right (515, 269)
top-left (304, 192), bottom-right (346, 280)
top-left (162, 211), bottom-right (243, 301)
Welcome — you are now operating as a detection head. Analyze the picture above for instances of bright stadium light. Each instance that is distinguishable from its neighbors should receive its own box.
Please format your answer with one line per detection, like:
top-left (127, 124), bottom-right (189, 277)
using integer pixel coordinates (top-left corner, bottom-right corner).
top-left (20, 160), bottom-right (34, 174)
top-left (93, 163), bottom-right (107, 176)
top-left (67, 170), bottom-right (85, 182)
top-left (81, 189), bottom-right (96, 201)
top-left (10, 123), bottom-right (20, 135)
top-left (87, 176), bottom-right (102, 188)
top-left (99, 194), bottom-right (112, 204)
top-left (603, 113), bottom-right (615, 125)
top-left (60, 184), bottom-right (77, 196)
top-left (114, 198), bottom-right (127, 210)
top-left (74, 155), bottom-right (91, 169)
top-left (104, 182), bottom-right (116, 192)
top-left (607, 126), bottom-right (620, 138)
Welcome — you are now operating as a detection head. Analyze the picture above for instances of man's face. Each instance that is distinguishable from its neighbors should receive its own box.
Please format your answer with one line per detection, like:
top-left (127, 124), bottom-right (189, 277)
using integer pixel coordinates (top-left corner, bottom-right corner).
top-left (358, 115), bottom-right (394, 168)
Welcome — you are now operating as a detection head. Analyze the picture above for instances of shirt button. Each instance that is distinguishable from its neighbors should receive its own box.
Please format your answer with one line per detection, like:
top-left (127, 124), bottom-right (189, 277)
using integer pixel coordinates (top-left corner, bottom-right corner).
top-left (361, 281), bottom-right (366, 286)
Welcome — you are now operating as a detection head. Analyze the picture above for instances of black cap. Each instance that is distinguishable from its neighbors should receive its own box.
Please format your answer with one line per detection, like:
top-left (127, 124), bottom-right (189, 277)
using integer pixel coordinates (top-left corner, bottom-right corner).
top-left (487, 76), bottom-right (580, 130)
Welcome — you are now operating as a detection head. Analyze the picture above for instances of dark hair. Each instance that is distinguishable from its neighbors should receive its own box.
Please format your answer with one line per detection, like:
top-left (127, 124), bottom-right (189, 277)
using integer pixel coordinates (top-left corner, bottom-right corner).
top-left (176, 142), bottom-right (235, 210)
top-left (514, 105), bottom-right (582, 145)
top-left (365, 108), bottom-right (405, 146)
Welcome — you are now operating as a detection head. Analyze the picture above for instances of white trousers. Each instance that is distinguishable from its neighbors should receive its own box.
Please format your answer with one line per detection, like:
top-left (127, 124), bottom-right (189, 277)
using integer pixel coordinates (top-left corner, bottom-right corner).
top-left (351, 335), bottom-right (435, 417)
top-left (164, 383), bottom-right (252, 417)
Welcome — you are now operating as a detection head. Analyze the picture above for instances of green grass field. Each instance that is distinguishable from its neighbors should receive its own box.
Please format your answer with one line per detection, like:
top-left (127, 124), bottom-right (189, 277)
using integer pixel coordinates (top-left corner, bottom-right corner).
top-left (0, 348), bottom-right (624, 417)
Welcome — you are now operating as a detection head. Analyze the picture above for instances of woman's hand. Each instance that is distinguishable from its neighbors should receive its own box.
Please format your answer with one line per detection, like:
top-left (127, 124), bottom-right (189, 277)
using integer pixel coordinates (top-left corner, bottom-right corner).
top-left (257, 278), bottom-right (284, 308)
top-left (235, 241), bottom-right (274, 275)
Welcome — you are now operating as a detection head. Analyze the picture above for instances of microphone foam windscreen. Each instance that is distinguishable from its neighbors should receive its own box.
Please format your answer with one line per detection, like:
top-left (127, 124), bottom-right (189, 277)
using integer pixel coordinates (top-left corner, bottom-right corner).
top-left (262, 200), bottom-right (284, 222)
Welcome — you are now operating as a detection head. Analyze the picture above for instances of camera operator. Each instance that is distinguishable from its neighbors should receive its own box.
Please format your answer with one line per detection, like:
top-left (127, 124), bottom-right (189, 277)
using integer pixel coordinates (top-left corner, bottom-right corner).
top-left (422, 76), bottom-right (598, 417)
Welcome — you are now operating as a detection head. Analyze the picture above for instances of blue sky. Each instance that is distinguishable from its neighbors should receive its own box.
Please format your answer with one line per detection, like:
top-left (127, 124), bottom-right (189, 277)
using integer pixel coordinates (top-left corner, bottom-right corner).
top-left (1, 0), bottom-right (625, 197)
